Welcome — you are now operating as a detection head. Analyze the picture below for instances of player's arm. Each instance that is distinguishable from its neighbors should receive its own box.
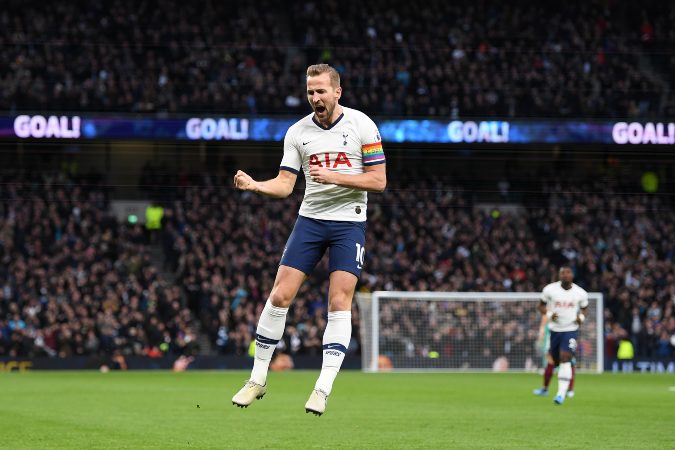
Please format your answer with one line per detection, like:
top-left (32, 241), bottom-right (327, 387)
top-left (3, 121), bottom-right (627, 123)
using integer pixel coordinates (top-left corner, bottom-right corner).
top-left (310, 117), bottom-right (387, 192)
top-left (309, 115), bottom-right (386, 192)
top-left (537, 313), bottom-right (548, 340)
top-left (309, 163), bottom-right (386, 193)
top-left (235, 127), bottom-right (300, 198)
top-left (539, 288), bottom-right (558, 321)
top-left (234, 169), bottom-right (297, 199)
top-left (576, 292), bottom-right (590, 325)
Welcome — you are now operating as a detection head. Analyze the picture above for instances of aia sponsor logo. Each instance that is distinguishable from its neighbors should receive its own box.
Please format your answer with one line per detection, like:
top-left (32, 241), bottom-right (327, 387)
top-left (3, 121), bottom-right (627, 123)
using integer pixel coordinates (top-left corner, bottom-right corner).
top-left (309, 152), bottom-right (352, 168)
top-left (554, 301), bottom-right (576, 309)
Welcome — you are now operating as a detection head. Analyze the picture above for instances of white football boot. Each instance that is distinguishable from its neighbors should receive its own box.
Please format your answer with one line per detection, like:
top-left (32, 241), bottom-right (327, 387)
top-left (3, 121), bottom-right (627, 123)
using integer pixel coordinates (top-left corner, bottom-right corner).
top-left (232, 380), bottom-right (267, 408)
top-left (305, 389), bottom-right (328, 416)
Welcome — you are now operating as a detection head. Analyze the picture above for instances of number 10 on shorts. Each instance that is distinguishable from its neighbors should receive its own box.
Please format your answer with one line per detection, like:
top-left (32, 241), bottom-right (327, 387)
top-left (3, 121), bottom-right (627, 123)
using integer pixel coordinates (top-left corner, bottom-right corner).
top-left (355, 243), bottom-right (365, 269)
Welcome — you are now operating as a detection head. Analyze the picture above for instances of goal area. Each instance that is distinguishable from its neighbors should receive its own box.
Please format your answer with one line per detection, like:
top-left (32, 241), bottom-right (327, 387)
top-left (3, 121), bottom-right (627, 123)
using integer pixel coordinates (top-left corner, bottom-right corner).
top-left (356, 291), bottom-right (604, 373)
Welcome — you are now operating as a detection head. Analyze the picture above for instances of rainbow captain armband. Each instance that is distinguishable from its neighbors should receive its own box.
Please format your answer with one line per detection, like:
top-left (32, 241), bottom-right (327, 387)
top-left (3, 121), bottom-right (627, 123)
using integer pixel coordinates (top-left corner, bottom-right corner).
top-left (362, 142), bottom-right (386, 166)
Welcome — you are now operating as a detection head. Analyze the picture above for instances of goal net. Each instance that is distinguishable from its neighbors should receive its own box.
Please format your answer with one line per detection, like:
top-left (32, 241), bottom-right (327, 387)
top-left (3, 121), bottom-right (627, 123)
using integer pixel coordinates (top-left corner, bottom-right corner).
top-left (356, 291), bottom-right (603, 373)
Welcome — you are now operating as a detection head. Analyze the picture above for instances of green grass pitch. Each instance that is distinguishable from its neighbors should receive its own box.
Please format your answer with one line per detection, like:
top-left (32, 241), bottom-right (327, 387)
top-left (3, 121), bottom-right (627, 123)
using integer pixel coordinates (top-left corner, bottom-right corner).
top-left (1, 371), bottom-right (673, 449)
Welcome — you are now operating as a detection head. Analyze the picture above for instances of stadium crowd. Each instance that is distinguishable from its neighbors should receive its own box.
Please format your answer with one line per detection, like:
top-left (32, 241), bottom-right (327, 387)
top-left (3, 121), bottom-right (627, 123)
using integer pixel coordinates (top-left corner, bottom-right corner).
top-left (0, 173), bottom-right (199, 358)
top-left (1, 0), bottom-right (671, 118)
top-left (151, 172), bottom-right (673, 362)
top-left (1, 170), bottom-right (673, 363)
top-left (1, 0), bottom-right (673, 362)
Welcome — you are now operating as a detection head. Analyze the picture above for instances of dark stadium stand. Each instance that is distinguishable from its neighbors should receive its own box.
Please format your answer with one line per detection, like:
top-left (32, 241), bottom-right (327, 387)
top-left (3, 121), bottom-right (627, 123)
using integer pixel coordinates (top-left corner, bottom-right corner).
top-left (1, 170), bottom-right (673, 359)
top-left (0, 0), bottom-right (672, 118)
top-left (0, 0), bottom-right (673, 363)
top-left (0, 173), bottom-right (199, 358)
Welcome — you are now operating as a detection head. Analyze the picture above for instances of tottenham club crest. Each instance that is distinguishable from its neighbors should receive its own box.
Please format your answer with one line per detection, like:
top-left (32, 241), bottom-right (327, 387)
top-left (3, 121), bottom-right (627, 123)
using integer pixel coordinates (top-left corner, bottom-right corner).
top-left (342, 133), bottom-right (348, 146)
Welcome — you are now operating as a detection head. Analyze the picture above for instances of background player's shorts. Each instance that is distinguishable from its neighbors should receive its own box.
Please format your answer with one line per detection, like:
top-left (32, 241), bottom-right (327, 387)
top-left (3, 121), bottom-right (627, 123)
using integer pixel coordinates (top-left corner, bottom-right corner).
top-left (549, 330), bottom-right (578, 360)
top-left (280, 216), bottom-right (366, 278)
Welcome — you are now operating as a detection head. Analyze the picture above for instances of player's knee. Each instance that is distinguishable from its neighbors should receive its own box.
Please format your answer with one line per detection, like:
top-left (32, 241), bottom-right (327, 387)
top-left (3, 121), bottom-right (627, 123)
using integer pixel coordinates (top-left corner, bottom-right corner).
top-left (560, 352), bottom-right (572, 363)
top-left (328, 292), bottom-right (352, 312)
top-left (268, 288), bottom-right (294, 308)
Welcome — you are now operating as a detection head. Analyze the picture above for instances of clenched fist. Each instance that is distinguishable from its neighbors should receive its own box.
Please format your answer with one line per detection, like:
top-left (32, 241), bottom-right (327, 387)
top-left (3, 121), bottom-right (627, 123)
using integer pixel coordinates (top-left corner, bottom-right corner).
top-left (234, 170), bottom-right (258, 192)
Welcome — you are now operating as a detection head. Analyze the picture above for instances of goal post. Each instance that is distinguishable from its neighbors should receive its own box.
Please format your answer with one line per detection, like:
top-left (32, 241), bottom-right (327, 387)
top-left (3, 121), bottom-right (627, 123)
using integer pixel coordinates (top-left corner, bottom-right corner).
top-left (356, 291), bottom-right (604, 373)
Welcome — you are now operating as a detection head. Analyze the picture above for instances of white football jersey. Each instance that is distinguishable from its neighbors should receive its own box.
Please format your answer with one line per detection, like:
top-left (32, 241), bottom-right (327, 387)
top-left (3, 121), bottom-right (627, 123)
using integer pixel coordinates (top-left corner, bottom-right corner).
top-left (541, 281), bottom-right (589, 332)
top-left (280, 106), bottom-right (385, 222)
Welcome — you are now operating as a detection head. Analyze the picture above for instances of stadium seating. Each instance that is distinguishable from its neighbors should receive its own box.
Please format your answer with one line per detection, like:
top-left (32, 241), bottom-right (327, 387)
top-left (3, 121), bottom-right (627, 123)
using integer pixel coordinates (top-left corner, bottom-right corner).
top-left (157, 173), bottom-right (673, 359)
top-left (1, 0), bottom-right (671, 118)
top-left (0, 173), bottom-right (199, 358)
top-left (1, 0), bottom-right (673, 360)
top-left (2, 170), bottom-right (672, 359)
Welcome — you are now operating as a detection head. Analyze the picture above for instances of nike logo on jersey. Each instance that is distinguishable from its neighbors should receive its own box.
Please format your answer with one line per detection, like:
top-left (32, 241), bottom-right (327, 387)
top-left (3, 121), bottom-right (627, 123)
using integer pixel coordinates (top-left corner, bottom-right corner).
top-left (303, 141), bottom-right (311, 145)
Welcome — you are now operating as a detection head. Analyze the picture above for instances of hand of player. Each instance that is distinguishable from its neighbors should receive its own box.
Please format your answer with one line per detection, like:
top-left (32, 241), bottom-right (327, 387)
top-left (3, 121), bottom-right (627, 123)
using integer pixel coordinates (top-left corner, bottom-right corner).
top-left (551, 312), bottom-right (558, 322)
top-left (233, 170), bottom-right (258, 192)
top-left (309, 165), bottom-right (334, 184)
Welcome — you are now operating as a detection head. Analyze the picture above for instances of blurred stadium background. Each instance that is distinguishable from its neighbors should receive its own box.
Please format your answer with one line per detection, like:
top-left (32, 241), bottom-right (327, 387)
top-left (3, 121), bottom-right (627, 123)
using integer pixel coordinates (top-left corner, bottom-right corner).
top-left (0, 0), bottom-right (674, 447)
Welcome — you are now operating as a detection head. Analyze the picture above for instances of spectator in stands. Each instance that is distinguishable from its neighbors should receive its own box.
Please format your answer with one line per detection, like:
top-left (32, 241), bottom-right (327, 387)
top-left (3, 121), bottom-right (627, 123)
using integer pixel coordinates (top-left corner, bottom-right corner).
top-left (0, 0), bottom-right (669, 118)
top-left (0, 172), bottom-right (199, 358)
top-left (2, 167), bottom-right (673, 361)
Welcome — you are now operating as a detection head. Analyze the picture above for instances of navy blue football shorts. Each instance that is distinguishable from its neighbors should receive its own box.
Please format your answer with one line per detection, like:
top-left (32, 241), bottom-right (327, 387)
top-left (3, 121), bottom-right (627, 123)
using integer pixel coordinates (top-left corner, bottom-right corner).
top-left (549, 330), bottom-right (578, 360)
top-left (280, 215), bottom-right (366, 278)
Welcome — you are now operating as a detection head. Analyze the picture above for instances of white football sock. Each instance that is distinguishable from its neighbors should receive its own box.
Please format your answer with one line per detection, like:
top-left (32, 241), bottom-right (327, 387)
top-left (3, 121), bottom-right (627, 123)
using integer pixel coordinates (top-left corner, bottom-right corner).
top-left (315, 310), bottom-right (351, 395)
top-left (556, 362), bottom-right (573, 398)
top-left (250, 300), bottom-right (288, 385)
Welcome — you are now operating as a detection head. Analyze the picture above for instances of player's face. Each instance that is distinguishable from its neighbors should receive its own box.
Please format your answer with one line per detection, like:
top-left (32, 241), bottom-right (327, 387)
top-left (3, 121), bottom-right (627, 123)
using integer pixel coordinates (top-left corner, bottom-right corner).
top-left (559, 267), bottom-right (574, 284)
top-left (307, 73), bottom-right (342, 123)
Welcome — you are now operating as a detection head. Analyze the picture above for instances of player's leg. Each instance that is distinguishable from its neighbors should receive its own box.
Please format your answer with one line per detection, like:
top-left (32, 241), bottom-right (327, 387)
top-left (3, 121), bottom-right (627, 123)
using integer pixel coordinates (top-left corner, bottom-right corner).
top-left (567, 358), bottom-right (576, 397)
top-left (306, 270), bottom-right (358, 415)
top-left (544, 357), bottom-right (556, 389)
top-left (554, 332), bottom-right (577, 405)
top-left (233, 217), bottom-right (325, 408)
top-left (319, 271), bottom-right (357, 392)
top-left (534, 353), bottom-right (555, 396)
top-left (250, 265), bottom-right (307, 383)
top-left (306, 220), bottom-right (364, 416)
top-left (232, 266), bottom-right (306, 407)
top-left (548, 331), bottom-right (565, 404)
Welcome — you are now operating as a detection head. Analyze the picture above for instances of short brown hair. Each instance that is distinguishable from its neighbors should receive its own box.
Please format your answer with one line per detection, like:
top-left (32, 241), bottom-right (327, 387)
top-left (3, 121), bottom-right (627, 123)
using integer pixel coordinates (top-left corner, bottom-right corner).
top-left (306, 64), bottom-right (340, 87)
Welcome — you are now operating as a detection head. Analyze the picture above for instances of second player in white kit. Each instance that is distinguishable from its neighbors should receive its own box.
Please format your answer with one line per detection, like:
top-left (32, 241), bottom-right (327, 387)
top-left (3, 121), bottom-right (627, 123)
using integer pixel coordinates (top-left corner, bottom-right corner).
top-left (538, 266), bottom-right (589, 405)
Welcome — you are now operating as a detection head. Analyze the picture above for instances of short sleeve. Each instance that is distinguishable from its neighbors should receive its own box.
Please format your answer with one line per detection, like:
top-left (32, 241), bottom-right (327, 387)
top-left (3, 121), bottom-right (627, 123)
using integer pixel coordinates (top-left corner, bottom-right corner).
top-left (579, 291), bottom-right (589, 309)
top-left (359, 114), bottom-right (386, 166)
top-left (280, 129), bottom-right (302, 174)
top-left (540, 286), bottom-right (551, 304)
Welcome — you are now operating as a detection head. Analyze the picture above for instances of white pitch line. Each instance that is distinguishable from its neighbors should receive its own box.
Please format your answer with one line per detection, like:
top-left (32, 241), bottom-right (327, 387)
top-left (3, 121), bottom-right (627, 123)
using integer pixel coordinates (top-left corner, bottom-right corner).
top-left (669, 387), bottom-right (675, 392)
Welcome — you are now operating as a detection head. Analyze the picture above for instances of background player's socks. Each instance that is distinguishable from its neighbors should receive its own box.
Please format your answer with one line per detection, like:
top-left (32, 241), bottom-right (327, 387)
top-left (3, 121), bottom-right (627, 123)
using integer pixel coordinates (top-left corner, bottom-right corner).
top-left (250, 300), bottom-right (288, 385)
top-left (568, 366), bottom-right (575, 391)
top-left (556, 362), bottom-right (573, 398)
top-left (315, 310), bottom-right (351, 395)
top-left (543, 362), bottom-right (555, 389)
